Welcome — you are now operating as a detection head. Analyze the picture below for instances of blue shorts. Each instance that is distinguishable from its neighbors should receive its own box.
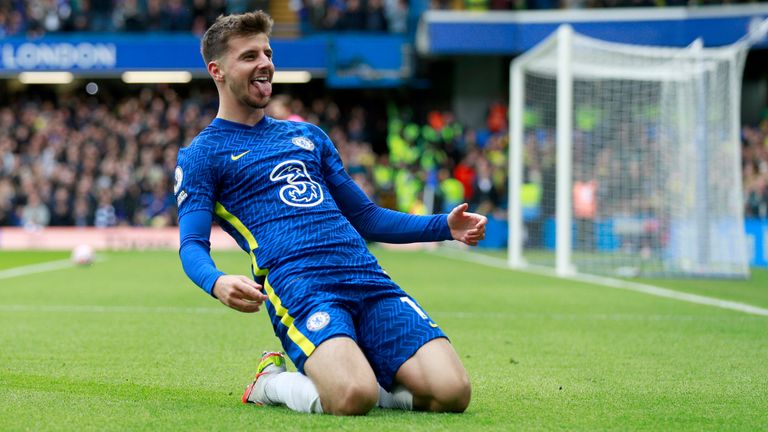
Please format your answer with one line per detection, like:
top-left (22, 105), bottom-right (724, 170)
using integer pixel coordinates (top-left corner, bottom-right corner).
top-left (263, 276), bottom-right (446, 391)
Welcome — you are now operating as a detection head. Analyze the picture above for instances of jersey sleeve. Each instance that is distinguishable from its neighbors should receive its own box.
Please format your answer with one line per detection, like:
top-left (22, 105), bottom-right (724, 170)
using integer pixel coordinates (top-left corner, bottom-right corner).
top-left (314, 125), bottom-right (347, 184)
top-left (327, 170), bottom-right (452, 243)
top-left (179, 210), bottom-right (225, 296)
top-left (175, 140), bottom-right (223, 296)
top-left (174, 140), bottom-right (218, 218)
top-left (310, 124), bottom-right (452, 243)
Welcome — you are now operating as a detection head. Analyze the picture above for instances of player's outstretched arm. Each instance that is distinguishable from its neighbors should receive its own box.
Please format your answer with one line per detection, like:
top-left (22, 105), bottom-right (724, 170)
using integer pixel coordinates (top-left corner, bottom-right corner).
top-left (328, 172), bottom-right (454, 243)
top-left (447, 203), bottom-right (487, 246)
top-left (212, 275), bottom-right (268, 313)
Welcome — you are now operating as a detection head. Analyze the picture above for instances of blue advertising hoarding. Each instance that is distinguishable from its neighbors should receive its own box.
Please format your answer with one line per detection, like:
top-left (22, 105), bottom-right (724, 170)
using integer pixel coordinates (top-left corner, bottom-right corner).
top-left (0, 33), bottom-right (402, 87)
top-left (419, 5), bottom-right (768, 55)
top-left (0, 34), bottom-right (328, 75)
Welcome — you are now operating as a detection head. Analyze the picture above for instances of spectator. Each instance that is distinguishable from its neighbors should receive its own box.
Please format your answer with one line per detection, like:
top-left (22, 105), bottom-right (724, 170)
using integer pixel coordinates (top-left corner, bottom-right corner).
top-left (469, 158), bottom-right (500, 214)
top-left (20, 191), bottom-right (50, 229)
top-left (366, 0), bottom-right (389, 32)
top-left (140, 179), bottom-right (174, 227)
top-left (302, 0), bottom-right (328, 32)
top-left (73, 197), bottom-right (92, 227)
top-left (145, 0), bottom-right (165, 31)
top-left (49, 186), bottom-right (74, 226)
top-left (337, 0), bottom-right (366, 30)
top-left (94, 189), bottom-right (117, 228)
top-left (163, 0), bottom-right (192, 32)
top-left (0, 177), bottom-right (16, 226)
top-left (89, 0), bottom-right (114, 32)
top-left (25, 0), bottom-right (72, 33)
top-left (114, 0), bottom-right (147, 32)
top-left (227, 0), bottom-right (258, 14)
top-left (437, 167), bottom-right (465, 213)
top-left (385, 0), bottom-right (408, 33)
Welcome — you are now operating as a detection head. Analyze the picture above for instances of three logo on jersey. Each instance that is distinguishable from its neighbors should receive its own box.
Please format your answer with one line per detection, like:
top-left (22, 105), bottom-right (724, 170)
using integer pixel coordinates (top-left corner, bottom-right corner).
top-left (261, 136), bottom-right (323, 208)
top-left (269, 160), bottom-right (324, 207)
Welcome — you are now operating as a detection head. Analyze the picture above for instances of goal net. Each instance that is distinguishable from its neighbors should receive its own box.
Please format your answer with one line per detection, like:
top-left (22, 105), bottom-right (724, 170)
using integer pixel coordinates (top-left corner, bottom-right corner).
top-left (508, 25), bottom-right (755, 279)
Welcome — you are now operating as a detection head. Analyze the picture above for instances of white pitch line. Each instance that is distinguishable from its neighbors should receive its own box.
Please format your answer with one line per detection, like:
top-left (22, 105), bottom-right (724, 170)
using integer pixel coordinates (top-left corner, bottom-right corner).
top-left (0, 259), bottom-right (76, 280)
top-left (0, 256), bottom-right (109, 281)
top-left (0, 305), bottom-right (756, 322)
top-left (433, 248), bottom-right (768, 317)
top-left (0, 304), bottom-right (227, 314)
top-left (432, 310), bottom-right (758, 322)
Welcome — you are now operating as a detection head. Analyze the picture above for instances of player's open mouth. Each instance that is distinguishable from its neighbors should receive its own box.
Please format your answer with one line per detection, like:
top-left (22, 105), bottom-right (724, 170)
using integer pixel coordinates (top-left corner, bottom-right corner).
top-left (250, 76), bottom-right (272, 97)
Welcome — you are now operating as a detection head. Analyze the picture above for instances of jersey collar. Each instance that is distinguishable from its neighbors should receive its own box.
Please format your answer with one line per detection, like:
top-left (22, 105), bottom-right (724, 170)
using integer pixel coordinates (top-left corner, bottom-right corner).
top-left (212, 116), bottom-right (271, 130)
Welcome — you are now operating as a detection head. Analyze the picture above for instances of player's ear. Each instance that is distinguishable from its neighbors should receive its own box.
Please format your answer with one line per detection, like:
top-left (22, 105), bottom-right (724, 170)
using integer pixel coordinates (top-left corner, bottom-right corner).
top-left (208, 60), bottom-right (224, 83)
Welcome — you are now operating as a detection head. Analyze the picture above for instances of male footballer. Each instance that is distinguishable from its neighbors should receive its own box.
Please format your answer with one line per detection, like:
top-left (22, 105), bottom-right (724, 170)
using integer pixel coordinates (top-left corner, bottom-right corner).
top-left (175, 10), bottom-right (486, 415)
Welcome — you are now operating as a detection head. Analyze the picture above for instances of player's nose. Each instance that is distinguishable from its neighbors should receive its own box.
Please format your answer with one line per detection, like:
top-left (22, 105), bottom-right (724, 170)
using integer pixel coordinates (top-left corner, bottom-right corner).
top-left (255, 52), bottom-right (273, 67)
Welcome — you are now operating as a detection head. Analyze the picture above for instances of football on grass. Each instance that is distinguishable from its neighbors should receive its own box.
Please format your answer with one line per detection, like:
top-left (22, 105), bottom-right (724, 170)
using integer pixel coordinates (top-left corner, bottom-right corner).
top-left (71, 244), bottom-right (94, 266)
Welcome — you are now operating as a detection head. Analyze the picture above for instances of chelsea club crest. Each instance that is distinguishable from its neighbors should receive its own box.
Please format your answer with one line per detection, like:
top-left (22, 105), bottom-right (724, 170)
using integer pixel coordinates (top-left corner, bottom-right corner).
top-left (306, 311), bottom-right (330, 331)
top-left (292, 136), bottom-right (315, 151)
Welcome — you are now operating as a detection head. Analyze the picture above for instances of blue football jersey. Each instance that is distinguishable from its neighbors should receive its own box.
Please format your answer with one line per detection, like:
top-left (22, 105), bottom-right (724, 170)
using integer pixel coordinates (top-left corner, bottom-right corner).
top-left (175, 116), bottom-right (386, 289)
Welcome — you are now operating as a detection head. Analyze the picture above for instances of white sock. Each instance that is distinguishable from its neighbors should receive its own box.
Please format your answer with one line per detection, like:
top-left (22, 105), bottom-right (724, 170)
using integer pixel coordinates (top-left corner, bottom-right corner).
top-left (263, 372), bottom-right (324, 414)
top-left (377, 384), bottom-right (413, 410)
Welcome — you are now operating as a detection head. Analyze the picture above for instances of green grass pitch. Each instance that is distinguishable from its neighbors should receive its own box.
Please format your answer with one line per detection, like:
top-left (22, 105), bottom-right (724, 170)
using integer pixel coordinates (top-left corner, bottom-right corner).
top-left (0, 248), bottom-right (766, 431)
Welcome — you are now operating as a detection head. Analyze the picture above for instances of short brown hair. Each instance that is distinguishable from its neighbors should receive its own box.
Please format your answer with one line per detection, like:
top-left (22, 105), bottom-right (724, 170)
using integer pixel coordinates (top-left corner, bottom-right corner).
top-left (201, 11), bottom-right (274, 65)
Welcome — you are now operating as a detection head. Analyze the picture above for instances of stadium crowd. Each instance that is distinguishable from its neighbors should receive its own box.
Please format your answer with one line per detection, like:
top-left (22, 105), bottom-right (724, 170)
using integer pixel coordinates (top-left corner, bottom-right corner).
top-left (0, 86), bottom-right (510, 229)
top-left (299, 0), bottom-right (409, 33)
top-left (743, 122), bottom-right (768, 219)
top-left (0, 0), bottom-right (268, 36)
top-left (2, 0), bottom-right (763, 37)
top-left (428, 0), bottom-right (764, 9)
top-left (0, 87), bottom-right (207, 227)
top-left (0, 0), bottom-right (404, 36)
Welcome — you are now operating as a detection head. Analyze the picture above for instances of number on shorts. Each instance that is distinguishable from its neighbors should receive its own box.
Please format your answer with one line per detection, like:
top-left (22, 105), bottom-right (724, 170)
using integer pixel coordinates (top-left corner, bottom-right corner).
top-left (400, 296), bottom-right (428, 320)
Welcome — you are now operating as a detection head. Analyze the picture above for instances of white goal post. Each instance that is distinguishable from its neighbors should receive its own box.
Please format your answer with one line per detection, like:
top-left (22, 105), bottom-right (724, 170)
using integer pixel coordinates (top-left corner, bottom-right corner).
top-left (508, 22), bottom-right (768, 279)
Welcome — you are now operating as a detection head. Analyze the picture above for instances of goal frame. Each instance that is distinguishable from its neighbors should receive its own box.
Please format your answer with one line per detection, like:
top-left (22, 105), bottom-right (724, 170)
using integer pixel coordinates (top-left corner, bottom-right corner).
top-left (507, 23), bottom-right (763, 278)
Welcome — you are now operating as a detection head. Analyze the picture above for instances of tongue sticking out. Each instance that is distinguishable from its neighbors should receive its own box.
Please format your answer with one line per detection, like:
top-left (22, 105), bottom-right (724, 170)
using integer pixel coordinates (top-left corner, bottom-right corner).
top-left (252, 80), bottom-right (272, 98)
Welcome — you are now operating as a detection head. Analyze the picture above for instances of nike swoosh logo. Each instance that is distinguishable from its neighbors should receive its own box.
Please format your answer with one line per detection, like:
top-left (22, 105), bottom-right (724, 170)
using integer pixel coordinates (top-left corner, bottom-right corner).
top-left (231, 150), bottom-right (250, 161)
top-left (429, 322), bottom-right (439, 328)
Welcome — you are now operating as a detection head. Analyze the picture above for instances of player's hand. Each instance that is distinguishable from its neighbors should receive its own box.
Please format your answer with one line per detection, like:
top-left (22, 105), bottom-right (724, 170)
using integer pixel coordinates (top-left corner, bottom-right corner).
top-left (212, 275), bottom-right (268, 313)
top-left (447, 203), bottom-right (488, 246)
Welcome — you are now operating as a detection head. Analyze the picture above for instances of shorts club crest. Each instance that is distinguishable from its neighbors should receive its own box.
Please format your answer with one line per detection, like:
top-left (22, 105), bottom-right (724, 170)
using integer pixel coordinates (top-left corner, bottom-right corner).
top-left (306, 312), bottom-right (330, 331)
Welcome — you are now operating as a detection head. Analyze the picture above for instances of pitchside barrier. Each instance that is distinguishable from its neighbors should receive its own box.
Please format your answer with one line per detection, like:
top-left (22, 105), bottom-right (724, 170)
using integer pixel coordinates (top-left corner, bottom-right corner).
top-left (0, 221), bottom-right (764, 268)
top-left (477, 216), bottom-right (767, 268)
top-left (0, 227), bottom-right (240, 251)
